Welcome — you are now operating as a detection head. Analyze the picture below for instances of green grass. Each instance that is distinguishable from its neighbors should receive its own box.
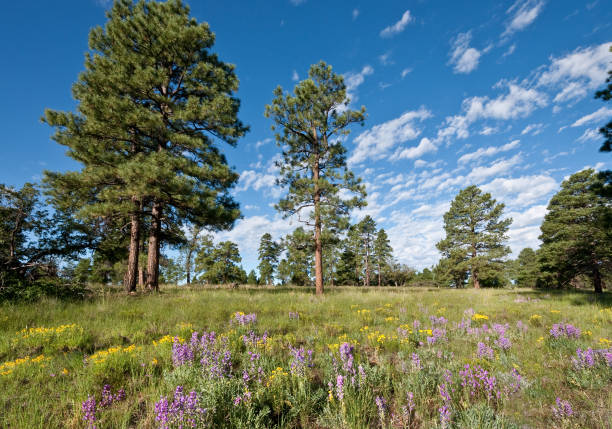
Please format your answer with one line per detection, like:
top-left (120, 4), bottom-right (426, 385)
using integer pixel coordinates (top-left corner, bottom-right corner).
top-left (0, 286), bottom-right (611, 428)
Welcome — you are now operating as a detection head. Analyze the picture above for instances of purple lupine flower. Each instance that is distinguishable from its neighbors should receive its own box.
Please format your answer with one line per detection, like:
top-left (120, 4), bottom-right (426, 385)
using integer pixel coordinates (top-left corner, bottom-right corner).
top-left (427, 328), bottom-right (447, 345)
top-left (155, 386), bottom-right (206, 428)
top-left (335, 375), bottom-right (345, 401)
top-left (430, 316), bottom-right (448, 326)
top-left (516, 320), bottom-right (528, 333)
top-left (406, 391), bottom-right (415, 414)
top-left (339, 342), bottom-right (355, 377)
top-left (375, 396), bottom-right (387, 422)
top-left (172, 338), bottom-right (194, 366)
top-left (438, 383), bottom-right (452, 402)
top-left (492, 323), bottom-right (509, 336)
top-left (509, 368), bottom-right (522, 394)
top-left (358, 364), bottom-right (366, 386)
top-left (232, 312), bottom-right (257, 325)
top-left (411, 352), bottom-right (422, 371)
top-left (289, 345), bottom-right (313, 376)
top-left (494, 336), bottom-right (512, 350)
top-left (82, 395), bottom-right (97, 429)
top-left (233, 396), bottom-right (242, 406)
top-left (550, 323), bottom-right (581, 339)
top-left (552, 397), bottom-right (573, 419)
top-left (572, 348), bottom-right (596, 369)
top-left (477, 342), bottom-right (494, 359)
top-left (438, 404), bottom-right (451, 428)
top-left (288, 311), bottom-right (300, 320)
top-left (412, 319), bottom-right (421, 330)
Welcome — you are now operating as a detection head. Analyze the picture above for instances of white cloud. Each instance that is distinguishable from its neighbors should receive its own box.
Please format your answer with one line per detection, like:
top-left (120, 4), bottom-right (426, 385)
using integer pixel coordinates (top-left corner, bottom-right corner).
top-left (571, 106), bottom-right (612, 127)
top-left (438, 83), bottom-right (547, 141)
top-left (392, 137), bottom-right (437, 160)
top-left (379, 51), bottom-right (394, 66)
top-left (481, 175), bottom-right (557, 207)
top-left (380, 10), bottom-right (413, 38)
top-left (401, 68), bottom-right (412, 78)
top-left (349, 107), bottom-right (432, 165)
top-left (521, 123), bottom-right (545, 135)
top-left (289, 0), bottom-right (306, 5)
top-left (503, 0), bottom-right (545, 37)
top-left (255, 138), bottom-right (273, 149)
top-left (343, 65), bottom-right (374, 106)
top-left (465, 154), bottom-right (523, 184)
top-left (291, 70), bottom-right (299, 81)
top-left (537, 43), bottom-right (611, 103)
top-left (502, 43), bottom-right (517, 57)
top-left (479, 126), bottom-right (499, 136)
top-left (352, 8), bottom-right (359, 20)
top-left (449, 32), bottom-right (482, 74)
top-left (577, 128), bottom-right (602, 143)
top-left (458, 140), bottom-right (520, 164)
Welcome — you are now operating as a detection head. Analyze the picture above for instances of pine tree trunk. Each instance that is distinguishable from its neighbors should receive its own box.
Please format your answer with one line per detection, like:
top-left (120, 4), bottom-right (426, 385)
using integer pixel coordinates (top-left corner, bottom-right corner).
top-left (313, 139), bottom-right (324, 296)
top-left (146, 202), bottom-right (162, 292)
top-left (593, 265), bottom-right (603, 294)
top-left (186, 248), bottom-right (192, 285)
top-left (364, 241), bottom-right (370, 287)
top-left (123, 197), bottom-right (140, 293)
top-left (378, 261), bottom-right (381, 287)
top-left (473, 270), bottom-right (480, 289)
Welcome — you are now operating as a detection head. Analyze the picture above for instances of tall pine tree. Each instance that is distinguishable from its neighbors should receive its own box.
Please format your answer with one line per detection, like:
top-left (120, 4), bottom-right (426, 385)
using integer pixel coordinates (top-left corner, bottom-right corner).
top-left (257, 233), bottom-right (280, 285)
top-left (373, 228), bottom-right (393, 286)
top-left (437, 185), bottom-right (512, 289)
top-left (538, 169), bottom-right (611, 293)
top-left (265, 62), bottom-right (367, 295)
top-left (44, 0), bottom-right (246, 292)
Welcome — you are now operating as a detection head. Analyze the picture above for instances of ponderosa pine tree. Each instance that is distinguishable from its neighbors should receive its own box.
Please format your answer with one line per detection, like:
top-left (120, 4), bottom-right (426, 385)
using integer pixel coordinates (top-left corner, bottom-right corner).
top-left (178, 224), bottom-right (203, 285)
top-left (513, 247), bottom-right (539, 288)
top-left (538, 169), bottom-right (611, 293)
top-left (437, 185), bottom-right (512, 289)
top-left (279, 227), bottom-right (313, 286)
top-left (373, 228), bottom-right (393, 286)
top-left (246, 270), bottom-right (258, 285)
top-left (44, 0), bottom-right (246, 292)
top-left (356, 216), bottom-right (377, 286)
top-left (594, 45), bottom-right (612, 152)
top-left (195, 240), bottom-right (244, 285)
top-left (265, 62), bottom-right (367, 295)
top-left (257, 233), bottom-right (280, 285)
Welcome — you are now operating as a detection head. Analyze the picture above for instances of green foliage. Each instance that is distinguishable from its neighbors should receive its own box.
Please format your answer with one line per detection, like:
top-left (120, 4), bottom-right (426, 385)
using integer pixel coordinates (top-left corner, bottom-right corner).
top-left (278, 228), bottom-right (313, 286)
top-left (509, 248), bottom-right (539, 288)
top-left (265, 61), bottom-right (367, 293)
top-left (257, 233), bottom-right (280, 285)
top-left (43, 0), bottom-right (247, 289)
top-left (246, 270), bottom-right (258, 285)
top-left (373, 228), bottom-right (393, 286)
top-left (195, 240), bottom-right (245, 284)
top-left (437, 185), bottom-right (512, 289)
top-left (538, 169), bottom-right (612, 293)
top-left (594, 45), bottom-right (612, 152)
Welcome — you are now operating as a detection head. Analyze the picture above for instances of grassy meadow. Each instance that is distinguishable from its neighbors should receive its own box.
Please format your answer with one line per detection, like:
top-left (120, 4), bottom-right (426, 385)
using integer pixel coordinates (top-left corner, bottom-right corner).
top-left (0, 286), bottom-right (611, 428)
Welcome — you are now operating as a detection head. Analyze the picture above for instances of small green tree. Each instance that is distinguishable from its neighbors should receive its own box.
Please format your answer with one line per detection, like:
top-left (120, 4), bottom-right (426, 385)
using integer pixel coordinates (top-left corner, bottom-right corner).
top-left (246, 270), bottom-right (258, 285)
top-left (437, 185), bottom-right (512, 289)
top-left (355, 216), bottom-right (377, 286)
top-left (195, 240), bottom-right (244, 285)
top-left (538, 169), bottom-right (611, 293)
top-left (512, 248), bottom-right (539, 288)
top-left (265, 61), bottom-right (367, 295)
top-left (73, 258), bottom-right (92, 284)
top-left (279, 227), bottom-right (313, 286)
top-left (373, 228), bottom-right (393, 286)
top-left (257, 233), bottom-right (280, 285)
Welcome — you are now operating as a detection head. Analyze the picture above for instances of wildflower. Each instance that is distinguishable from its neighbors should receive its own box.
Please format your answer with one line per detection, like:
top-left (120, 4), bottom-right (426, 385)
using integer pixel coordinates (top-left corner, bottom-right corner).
top-left (438, 404), bottom-right (451, 428)
top-left (477, 342), bottom-right (494, 359)
top-left (550, 323), bottom-right (581, 339)
top-left (289, 345), bottom-right (313, 376)
top-left (494, 336), bottom-right (512, 350)
top-left (288, 311), bottom-right (299, 320)
top-left (232, 312), bottom-right (257, 326)
top-left (472, 313), bottom-right (489, 322)
top-left (82, 396), bottom-right (97, 429)
top-left (155, 386), bottom-right (206, 428)
top-left (552, 398), bottom-right (573, 419)
top-left (375, 396), bottom-right (387, 423)
top-left (411, 352), bottom-right (422, 370)
top-left (335, 375), bottom-right (345, 401)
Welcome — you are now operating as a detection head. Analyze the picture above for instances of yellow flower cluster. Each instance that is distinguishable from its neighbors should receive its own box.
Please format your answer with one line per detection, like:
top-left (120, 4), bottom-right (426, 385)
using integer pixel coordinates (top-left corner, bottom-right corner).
top-left (437, 307), bottom-right (446, 314)
top-left (472, 313), bottom-right (489, 321)
top-left (89, 344), bottom-right (141, 365)
top-left (550, 310), bottom-right (560, 314)
top-left (12, 323), bottom-right (81, 344)
top-left (153, 335), bottom-right (174, 347)
top-left (176, 322), bottom-right (194, 331)
top-left (356, 309), bottom-right (371, 316)
top-left (384, 316), bottom-right (399, 322)
top-left (0, 354), bottom-right (48, 376)
top-left (599, 338), bottom-right (611, 346)
top-left (267, 367), bottom-right (289, 386)
top-left (529, 314), bottom-right (543, 326)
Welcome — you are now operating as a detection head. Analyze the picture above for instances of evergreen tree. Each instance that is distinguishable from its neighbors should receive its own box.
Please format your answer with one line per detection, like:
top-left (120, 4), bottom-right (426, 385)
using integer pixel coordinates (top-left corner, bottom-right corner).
top-left (178, 224), bottom-right (204, 285)
top-left (279, 227), bottom-right (313, 286)
top-left (594, 45), bottom-right (612, 152)
top-left (73, 258), bottom-right (92, 284)
top-left (44, 0), bottom-right (246, 292)
top-left (538, 169), bottom-right (611, 293)
top-left (437, 185), bottom-right (512, 289)
top-left (257, 233), bottom-right (280, 285)
top-left (373, 228), bottom-right (393, 286)
top-left (265, 61), bottom-right (367, 295)
top-left (195, 240), bottom-right (244, 285)
top-left (511, 248), bottom-right (539, 288)
top-left (335, 247), bottom-right (359, 285)
top-left (355, 216), bottom-right (377, 286)
top-left (246, 270), bottom-right (258, 285)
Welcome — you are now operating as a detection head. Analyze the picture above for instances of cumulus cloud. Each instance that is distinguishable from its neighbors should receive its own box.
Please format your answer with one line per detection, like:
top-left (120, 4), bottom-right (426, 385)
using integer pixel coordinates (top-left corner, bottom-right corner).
top-left (380, 10), bottom-right (413, 38)
top-left (481, 174), bottom-right (557, 207)
top-left (449, 32), bottom-right (482, 74)
top-left (537, 43), bottom-right (611, 104)
top-left (392, 137), bottom-right (437, 161)
top-left (342, 65), bottom-right (374, 107)
top-left (348, 107), bottom-right (432, 165)
top-left (570, 106), bottom-right (612, 127)
top-left (437, 83), bottom-right (547, 141)
top-left (458, 140), bottom-right (520, 164)
top-left (502, 0), bottom-right (545, 37)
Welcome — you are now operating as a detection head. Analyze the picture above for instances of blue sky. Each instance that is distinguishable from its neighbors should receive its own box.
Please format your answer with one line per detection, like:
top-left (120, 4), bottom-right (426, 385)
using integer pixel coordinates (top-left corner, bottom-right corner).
top-left (1, 0), bottom-right (611, 272)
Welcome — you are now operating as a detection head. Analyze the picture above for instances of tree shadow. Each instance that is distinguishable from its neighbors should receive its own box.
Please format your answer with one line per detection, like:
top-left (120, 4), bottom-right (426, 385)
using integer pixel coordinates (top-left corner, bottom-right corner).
top-left (515, 288), bottom-right (612, 307)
